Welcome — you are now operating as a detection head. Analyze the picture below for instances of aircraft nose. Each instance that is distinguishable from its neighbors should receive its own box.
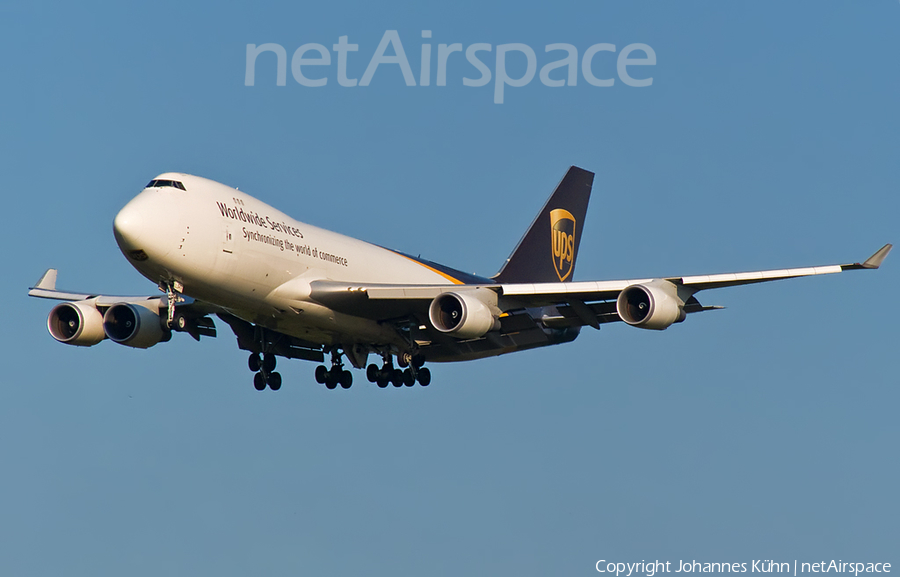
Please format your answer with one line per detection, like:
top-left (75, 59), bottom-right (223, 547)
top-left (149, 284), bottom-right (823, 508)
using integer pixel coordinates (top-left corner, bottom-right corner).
top-left (113, 199), bottom-right (146, 252)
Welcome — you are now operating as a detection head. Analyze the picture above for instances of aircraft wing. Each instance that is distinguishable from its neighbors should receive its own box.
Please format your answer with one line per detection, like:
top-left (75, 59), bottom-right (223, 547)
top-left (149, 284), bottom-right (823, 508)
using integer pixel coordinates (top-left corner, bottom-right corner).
top-left (28, 268), bottom-right (169, 305)
top-left (500, 243), bottom-right (893, 303)
top-left (307, 244), bottom-right (892, 328)
top-left (28, 269), bottom-right (220, 340)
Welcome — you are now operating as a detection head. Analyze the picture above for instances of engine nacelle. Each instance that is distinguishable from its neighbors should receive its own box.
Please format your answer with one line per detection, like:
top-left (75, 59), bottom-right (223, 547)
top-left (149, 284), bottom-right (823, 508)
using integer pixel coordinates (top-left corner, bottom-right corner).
top-left (428, 291), bottom-right (498, 339)
top-left (103, 303), bottom-right (168, 348)
top-left (616, 280), bottom-right (687, 331)
top-left (48, 301), bottom-right (106, 346)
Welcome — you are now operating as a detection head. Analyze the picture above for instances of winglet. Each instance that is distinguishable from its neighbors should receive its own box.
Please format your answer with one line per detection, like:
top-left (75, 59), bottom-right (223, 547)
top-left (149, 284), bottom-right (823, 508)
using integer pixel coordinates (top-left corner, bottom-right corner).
top-left (28, 268), bottom-right (92, 301)
top-left (840, 244), bottom-right (892, 271)
top-left (862, 243), bottom-right (892, 269)
top-left (33, 268), bottom-right (58, 290)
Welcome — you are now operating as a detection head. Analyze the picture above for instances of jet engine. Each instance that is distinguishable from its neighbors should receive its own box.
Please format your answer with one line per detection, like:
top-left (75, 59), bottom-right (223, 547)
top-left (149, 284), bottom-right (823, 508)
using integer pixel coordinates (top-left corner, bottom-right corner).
top-left (616, 280), bottom-right (687, 330)
top-left (47, 301), bottom-right (106, 346)
top-left (428, 292), bottom-right (498, 339)
top-left (102, 303), bottom-right (168, 348)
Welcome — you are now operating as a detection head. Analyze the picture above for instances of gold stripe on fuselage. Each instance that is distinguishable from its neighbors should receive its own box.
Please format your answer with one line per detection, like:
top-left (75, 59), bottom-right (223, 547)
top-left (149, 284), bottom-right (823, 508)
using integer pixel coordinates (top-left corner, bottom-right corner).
top-left (392, 252), bottom-right (465, 285)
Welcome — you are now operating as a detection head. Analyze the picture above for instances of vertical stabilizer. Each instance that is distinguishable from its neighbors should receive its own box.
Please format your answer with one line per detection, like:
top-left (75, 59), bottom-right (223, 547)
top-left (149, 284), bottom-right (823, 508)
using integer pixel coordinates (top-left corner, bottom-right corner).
top-left (493, 166), bottom-right (594, 283)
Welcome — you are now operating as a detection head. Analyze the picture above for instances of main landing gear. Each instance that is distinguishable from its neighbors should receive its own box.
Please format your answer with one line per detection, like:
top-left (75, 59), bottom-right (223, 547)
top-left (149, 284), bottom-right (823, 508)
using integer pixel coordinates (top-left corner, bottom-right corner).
top-left (365, 352), bottom-right (431, 388)
top-left (249, 352), bottom-right (282, 391)
top-left (312, 349), bottom-right (431, 390)
top-left (314, 349), bottom-right (353, 389)
top-left (247, 347), bottom-right (432, 391)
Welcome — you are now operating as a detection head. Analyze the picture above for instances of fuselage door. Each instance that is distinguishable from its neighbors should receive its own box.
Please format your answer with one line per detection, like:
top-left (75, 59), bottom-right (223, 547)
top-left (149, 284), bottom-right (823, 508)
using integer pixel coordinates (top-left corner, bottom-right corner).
top-left (218, 222), bottom-right (236, 277)
top-left (223, 223), bottom-right (235, 254)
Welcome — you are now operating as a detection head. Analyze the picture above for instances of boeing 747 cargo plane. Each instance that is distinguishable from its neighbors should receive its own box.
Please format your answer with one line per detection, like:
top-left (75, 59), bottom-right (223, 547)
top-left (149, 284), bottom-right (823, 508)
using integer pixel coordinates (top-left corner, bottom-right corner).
top-left (29, 167), bottom-right (891, 391)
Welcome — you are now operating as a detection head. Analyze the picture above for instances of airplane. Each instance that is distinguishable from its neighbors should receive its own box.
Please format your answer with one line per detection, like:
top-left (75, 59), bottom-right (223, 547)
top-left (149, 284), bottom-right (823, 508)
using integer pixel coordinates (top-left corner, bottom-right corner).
top-left (29, 167), bottom-right (892, 391)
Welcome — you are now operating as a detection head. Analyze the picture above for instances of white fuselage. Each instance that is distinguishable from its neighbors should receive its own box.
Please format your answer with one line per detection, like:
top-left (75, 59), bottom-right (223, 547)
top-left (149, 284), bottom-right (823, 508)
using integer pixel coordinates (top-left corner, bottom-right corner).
top-left (113, 173), bottom-right (457, 347)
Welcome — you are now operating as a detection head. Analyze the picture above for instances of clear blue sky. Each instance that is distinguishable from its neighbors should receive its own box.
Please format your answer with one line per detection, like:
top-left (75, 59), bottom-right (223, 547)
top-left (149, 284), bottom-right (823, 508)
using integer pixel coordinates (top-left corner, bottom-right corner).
top-left (1, 2), bottom-right (898, 576)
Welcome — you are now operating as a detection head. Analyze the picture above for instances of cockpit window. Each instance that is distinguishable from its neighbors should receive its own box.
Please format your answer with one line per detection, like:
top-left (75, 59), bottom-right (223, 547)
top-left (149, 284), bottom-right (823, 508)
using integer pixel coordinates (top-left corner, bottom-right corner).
top-left (146, 179), bottom-right (186, 191)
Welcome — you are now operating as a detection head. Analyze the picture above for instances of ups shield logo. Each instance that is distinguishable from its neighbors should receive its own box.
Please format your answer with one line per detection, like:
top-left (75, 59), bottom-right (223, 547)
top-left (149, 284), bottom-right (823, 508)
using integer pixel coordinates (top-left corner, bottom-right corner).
top-left (550, 208), bottom-right (576, 281)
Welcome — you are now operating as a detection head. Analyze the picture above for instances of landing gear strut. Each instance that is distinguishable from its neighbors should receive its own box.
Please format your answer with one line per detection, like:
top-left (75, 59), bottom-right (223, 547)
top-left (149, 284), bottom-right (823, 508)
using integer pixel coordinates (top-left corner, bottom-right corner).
top-left (314, 348), bottom-right (353, 390)
top-left (160, 279), bottom-right (184, 329)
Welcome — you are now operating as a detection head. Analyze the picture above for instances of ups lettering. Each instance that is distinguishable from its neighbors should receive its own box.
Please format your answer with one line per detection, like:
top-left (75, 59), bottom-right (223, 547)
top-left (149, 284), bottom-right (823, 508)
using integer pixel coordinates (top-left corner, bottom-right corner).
top-left (549, 208), bottom-right (576, 281)
top-left (553, 229), bottom-right (574, 267)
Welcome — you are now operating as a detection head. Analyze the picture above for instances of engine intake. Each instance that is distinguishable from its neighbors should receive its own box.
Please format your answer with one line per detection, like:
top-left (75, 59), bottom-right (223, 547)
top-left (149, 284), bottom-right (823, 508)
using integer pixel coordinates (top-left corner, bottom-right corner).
top-left (428, 292), bottom-right (497, 339)
top-left (616, 281), bottom-right (687, 330)
top-left (103, 303), bottom-right (168, 348)
top-left (48, 301), bottom-right (106, 346)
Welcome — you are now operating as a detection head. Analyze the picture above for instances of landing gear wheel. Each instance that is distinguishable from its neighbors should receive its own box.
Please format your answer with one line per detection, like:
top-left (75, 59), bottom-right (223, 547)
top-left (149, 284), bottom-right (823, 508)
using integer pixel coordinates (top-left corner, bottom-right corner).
top-left (263, 353), bottom-right (276, 373)
top-left (249, 353), bottom-right (261, 373)
top-left (412, 354), bottom-right (426, 369)
top-left (402, 368), bottom-right (415, 387)
top-left (376, 372), bottom-right (389, 388)
top-left (267, 371), bottom-right (282, 391)
top-left (325, 369), bottom-right (338, 390)
top-left (366, 364), bottom-right (379, 383)
top-left (416, 367), bottom-right (431, 386)
top-left (253, 372), bottom-right (266, 391)
top-left (339, 370), bottom-right (353, 389)
top-left (315, 365), bottom-right (327, 384)
top-left (397, 353), bottom-right (409, 368)
top-left (391, 369), bottom-right (403, 387)
top-left (174, 313), bottom-right (189, 331)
